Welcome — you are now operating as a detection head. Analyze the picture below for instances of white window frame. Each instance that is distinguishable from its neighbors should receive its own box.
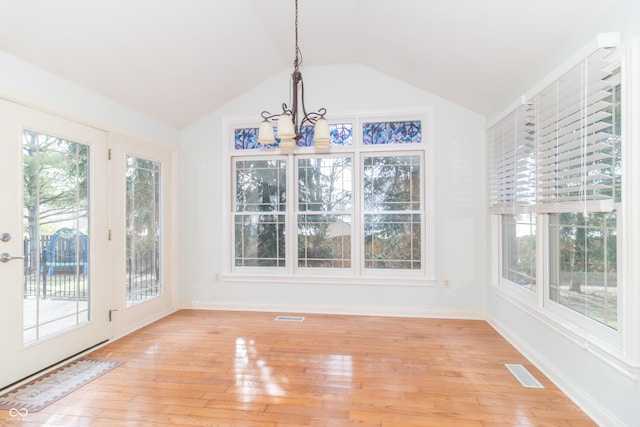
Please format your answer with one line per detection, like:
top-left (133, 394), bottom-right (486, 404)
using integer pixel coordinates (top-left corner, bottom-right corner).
top-left (222, 110), bottom-right (435, 286)
top-left (489, 33), bottom-right (640, 373)
top-left (295, 152), bottom-right (354, 275)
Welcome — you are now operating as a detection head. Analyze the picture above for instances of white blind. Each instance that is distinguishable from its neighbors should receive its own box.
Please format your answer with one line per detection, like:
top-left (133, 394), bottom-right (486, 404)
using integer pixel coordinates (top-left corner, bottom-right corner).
top-left (488, 45), bottom-right (619, 215)
top-left (488, 103), bottom-right (536, 214)
top-left (536, 47), bottom-right (617, 213)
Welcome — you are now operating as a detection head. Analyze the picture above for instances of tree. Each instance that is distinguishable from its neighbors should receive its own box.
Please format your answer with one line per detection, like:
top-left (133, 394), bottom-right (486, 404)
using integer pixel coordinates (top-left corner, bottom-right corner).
top-left (22, 131), bottom-right (89, 270)
top-left (126, 156), bottom-right (161, 278)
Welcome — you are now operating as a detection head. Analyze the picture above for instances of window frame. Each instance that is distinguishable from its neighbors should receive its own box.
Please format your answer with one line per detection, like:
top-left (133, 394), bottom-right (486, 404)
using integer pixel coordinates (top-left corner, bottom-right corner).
top-left (543, 206), bottom-right (622, 342)
top-left (223, 110), bottom-right (435, 285)
top-left (360, 150), bottom-right (426, 277)
top-left (489, 34), bottom-right (633, 361)
top-left (295, 152), bottom-right (354, 274)
top-left (499, 212), bottom-right (537, 293)
top-left (232, 154), bottom-right (288, 272)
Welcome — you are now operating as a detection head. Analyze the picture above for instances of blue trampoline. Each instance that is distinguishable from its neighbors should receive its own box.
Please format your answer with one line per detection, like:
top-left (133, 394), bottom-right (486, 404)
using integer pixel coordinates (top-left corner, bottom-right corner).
top-left (43, 228), bottom-right (88, 275)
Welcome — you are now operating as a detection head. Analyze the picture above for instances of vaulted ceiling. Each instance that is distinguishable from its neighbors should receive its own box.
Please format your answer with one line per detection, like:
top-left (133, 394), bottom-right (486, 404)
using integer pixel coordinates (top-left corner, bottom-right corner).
top-left (0, 0), bottom-right (618, 128)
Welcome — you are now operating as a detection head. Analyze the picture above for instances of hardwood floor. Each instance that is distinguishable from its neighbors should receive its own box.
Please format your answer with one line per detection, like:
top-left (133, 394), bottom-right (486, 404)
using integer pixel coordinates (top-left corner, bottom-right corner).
top-left (1, 310), bottom-right (596, 426)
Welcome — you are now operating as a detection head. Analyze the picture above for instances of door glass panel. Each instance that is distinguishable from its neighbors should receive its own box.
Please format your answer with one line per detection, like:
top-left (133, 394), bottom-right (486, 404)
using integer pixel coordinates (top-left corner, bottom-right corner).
top-left (23, 130), bottom-right (90, 344)
top-left (126, 155), bottom-right (162, 306)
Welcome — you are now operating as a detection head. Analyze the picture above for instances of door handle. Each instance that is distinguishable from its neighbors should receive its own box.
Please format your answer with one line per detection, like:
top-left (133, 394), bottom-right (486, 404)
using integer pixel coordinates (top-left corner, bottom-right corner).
top-left (0, 253), bottom-right (24, 263)
top-left (0, 233), bottom-right (10, 242)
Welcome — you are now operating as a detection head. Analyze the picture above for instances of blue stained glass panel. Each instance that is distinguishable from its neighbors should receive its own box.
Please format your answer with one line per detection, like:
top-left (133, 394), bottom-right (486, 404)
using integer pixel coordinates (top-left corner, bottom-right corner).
top-left (298, 126), bottom-right (315, 147)
top-left (296, 124), bottom-right (353, 147)
top-left (362, 120), bottom-right (422, 145)
top-left (331, 124), bottom-right (353, 146)
top-left (235, 128), bottom-right (279, 150)
top-left (235, 123), bottom-right (354, 150)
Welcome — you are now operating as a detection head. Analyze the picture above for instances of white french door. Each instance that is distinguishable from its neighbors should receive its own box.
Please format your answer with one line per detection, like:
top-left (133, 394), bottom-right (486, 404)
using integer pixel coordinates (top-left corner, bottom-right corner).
top-left (108, 134), bottom-right (176, 338)
top-left (0, 99), bottom-right (110, 388)
top-left (0, 99), bottom-right (177, 390)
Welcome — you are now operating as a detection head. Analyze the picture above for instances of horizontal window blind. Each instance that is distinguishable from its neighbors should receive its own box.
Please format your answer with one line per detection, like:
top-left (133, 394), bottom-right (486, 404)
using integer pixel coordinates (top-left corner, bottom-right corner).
top-left (488, 103), bottom-right (536, 214)
top-left (536, 47), bottom-right (617, 213)
top-left (488, 46), bottom-right (619, 214)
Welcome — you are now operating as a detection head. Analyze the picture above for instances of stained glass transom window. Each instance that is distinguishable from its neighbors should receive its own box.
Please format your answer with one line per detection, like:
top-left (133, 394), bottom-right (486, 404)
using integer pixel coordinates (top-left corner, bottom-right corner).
top-left (363, 120), bottom-right (422, 145)
top-left (234, 128), bottom-right (277, 150)
top-left (235, 124), bottom-right (353, 150)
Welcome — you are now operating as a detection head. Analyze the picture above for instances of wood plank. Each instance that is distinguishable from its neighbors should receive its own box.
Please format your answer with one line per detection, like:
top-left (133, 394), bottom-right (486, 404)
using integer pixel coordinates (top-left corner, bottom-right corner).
top-left (0, 310), bottom-right (596, 426)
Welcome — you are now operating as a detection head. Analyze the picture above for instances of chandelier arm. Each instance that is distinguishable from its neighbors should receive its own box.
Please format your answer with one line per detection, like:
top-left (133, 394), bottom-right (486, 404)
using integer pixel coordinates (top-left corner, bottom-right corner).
top-left (299, 76), bottom-right (326, 127)
top-left (281, 103), bottom-right (293, 115)
top-left (291, 71), bottom-right (302, 130)
top-left (299, 76), bottom-right (310, 126)
top-left (260, 111), bottom-right (280, 121)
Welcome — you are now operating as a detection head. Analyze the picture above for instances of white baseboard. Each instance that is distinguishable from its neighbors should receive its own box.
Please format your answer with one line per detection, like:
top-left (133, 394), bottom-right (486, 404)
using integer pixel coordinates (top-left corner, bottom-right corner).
top-left (181, 300), bottom-right (485, 320)
top-left (487, 315), bottom-right (625, 427)
top-left (110, 307), bottom-right (179, 341)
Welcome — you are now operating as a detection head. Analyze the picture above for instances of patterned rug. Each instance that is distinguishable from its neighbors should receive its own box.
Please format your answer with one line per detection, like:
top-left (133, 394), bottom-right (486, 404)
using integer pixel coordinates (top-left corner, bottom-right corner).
top-left (0, 358), bottom-right (123, 412)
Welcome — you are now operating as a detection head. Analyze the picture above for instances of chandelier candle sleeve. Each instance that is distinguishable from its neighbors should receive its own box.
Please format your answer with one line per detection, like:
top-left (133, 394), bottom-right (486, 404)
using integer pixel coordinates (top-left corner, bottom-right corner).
top-left (257, 120), bottom-right (276, 144)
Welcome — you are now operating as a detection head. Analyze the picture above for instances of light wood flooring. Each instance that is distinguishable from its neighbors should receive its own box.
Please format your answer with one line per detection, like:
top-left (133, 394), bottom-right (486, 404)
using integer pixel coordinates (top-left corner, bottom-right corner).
top-left (0, 310), bottom-right (596, 426)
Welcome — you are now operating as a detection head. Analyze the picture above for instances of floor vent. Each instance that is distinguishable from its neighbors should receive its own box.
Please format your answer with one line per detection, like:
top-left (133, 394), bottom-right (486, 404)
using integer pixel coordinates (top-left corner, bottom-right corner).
top-left (275, 315), bottom-right (305, 322)
top-left (505, 364), bottom-right (544, 388)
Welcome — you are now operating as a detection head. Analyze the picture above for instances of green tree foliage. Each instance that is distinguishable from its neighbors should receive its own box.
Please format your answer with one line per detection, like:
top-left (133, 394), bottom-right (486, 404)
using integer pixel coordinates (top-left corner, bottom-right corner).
top-left (22, 131), bottom-right (89, 267)
top-left (297, 157), bottom-right (351, 267)
top-left (126, 157), bottom-right (160, 274)
top-left (363, 155), bottom-right (421, 269)
top-left (234, 159), bottom-right (286, 266)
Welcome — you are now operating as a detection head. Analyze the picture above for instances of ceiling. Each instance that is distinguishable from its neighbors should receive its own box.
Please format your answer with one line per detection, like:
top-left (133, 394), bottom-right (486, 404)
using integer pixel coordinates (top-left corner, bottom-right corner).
top-left (0, 0), bottom-right (618, 129)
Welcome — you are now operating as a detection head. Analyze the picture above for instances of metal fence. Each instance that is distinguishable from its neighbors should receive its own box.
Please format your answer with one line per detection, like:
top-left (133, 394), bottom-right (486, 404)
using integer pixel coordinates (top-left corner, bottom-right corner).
top-left (127, 253), bottom-right (161, 304)
top-left (23, 235), bottom-right (160, 302)
top-left (23, 235), bottom-right (88, 300)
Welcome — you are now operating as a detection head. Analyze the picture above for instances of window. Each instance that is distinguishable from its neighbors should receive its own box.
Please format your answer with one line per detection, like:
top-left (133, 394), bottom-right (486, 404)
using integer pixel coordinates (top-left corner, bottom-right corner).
top-left (363, 154), bottom-right (422, 269)
top-left (549, 212), bottom-right (617, 328)
top-left (297, 156), bottom-right (352, 268)
top-left (488, 42), bottom-right (622, 329)
top-left (126, 155), bottom-right (162, 306)
top-left (501, 213), bottom-right (536, 291)
top-left (229, 113), bottom-right (430, 280)
top-left (233, 159), bottom-right (286, 267)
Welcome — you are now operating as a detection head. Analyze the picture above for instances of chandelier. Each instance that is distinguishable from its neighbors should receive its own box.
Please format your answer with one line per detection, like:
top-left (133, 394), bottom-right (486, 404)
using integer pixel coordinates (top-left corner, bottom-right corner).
top-left (257, 0), bottom-right (330, 150)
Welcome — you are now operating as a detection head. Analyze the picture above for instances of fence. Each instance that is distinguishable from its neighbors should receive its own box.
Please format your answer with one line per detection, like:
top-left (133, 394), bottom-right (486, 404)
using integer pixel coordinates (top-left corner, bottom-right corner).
top-left (23, 235), bottom-right (88, 300)
top-left (23, 235), bottom-right (160, 302)
top-left (126, 253), bottom-right (161, 304)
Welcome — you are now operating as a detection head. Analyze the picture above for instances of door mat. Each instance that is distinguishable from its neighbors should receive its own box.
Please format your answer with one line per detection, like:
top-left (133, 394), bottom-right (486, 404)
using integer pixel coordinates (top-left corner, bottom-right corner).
top-left (0, 358), bottom-right (123, 412)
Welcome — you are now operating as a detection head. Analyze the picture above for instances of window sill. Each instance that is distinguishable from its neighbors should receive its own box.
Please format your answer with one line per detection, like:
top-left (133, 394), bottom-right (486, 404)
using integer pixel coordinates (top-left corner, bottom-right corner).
top-left (490, 282), bottom-right (640, 380)
top-left (222, 273), bottom-right (436, 287)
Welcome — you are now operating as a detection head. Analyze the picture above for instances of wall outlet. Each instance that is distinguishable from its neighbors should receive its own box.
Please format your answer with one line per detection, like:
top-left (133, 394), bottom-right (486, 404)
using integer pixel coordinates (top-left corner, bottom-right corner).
top-left (214, 273), bottom-right (220, 282)
top-left (443, 279), bottom-right (450, 288)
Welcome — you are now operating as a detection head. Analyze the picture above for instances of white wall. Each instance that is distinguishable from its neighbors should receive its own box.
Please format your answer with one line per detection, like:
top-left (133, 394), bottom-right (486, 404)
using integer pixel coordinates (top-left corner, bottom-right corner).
top-left (497, 0), bottom-right (640, 120)
top-left (0, 50), bottom-right (179, 145)
top-left (180, 63), bottom-right (487, 318)
top-left (486, 1), bottom-right (640, 426)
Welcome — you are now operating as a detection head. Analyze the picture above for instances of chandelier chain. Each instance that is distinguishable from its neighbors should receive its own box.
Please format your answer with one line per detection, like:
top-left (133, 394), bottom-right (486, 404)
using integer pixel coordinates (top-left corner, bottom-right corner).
top-left (294, 0), bottom-right (300, 69)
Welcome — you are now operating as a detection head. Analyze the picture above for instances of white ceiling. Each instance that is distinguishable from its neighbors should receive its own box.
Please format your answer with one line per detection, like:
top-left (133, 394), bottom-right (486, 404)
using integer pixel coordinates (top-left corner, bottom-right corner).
top-left (0, 0), bottom-right (618, 128)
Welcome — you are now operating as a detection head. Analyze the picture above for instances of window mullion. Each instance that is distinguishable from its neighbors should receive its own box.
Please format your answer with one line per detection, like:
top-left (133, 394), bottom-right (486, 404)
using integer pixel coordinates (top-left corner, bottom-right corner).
top-left (287, 153), bottom-right (296, 274)
top-left (538, 213), bottom-right (549, 308)
top-left (354, 150), bottom-right (363, 275)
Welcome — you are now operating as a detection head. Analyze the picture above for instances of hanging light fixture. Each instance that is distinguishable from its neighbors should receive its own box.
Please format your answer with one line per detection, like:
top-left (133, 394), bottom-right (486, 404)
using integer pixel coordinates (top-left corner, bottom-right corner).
top-left (257, 0), bottom-right (329, 151)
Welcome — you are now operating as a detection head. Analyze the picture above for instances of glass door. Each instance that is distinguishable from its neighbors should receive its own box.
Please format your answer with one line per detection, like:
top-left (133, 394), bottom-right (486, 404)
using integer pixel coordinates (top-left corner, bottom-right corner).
top-left (108, 134), bottom-right (176, 338)
top-left (0, 99), bottom-right (110, 389)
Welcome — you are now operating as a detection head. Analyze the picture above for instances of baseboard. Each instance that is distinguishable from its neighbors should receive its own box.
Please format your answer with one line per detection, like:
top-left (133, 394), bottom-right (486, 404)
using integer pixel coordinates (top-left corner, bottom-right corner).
top-left (182, 300), bottom-right (485, 320)
top-left (487, 315), bottom-right (625, 427)
top-left (111, 307), bottom-right (179, 341)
